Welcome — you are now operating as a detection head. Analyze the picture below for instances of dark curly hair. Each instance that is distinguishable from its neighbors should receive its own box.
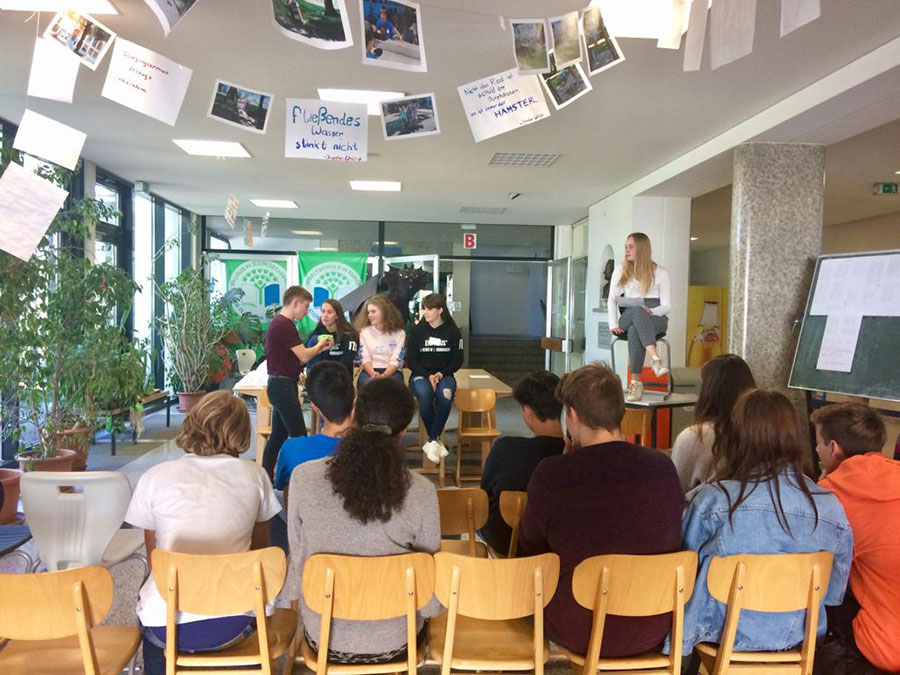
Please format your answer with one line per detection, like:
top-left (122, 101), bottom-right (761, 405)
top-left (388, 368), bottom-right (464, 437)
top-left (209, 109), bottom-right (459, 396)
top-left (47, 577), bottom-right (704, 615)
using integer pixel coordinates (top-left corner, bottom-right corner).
top-left (326, 377), bottom-right (416, 523)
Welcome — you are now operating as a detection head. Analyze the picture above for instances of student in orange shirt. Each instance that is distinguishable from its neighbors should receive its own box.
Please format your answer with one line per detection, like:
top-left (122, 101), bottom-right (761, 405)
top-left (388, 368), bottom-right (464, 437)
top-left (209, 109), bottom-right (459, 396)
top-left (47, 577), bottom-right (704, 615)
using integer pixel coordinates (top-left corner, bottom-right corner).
top-left (813, 402), bottom-right (900, 674)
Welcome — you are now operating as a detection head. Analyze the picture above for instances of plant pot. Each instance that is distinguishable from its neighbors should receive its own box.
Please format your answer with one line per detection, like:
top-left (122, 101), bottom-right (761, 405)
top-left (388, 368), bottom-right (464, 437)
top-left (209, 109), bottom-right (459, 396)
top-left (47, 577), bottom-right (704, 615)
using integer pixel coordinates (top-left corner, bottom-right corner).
top-left (56, 424), bottom-right (93, 472)
top-left (0, 468), bottom-right (23, 524)
top-left (177, 391), bottom-right (207, 413)
top-left (17, 447), bottom-right (77, 473)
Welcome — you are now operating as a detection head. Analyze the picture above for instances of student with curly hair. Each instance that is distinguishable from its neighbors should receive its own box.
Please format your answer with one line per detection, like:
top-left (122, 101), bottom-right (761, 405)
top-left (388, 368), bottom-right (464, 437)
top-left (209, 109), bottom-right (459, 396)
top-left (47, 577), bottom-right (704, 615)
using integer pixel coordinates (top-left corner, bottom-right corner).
top-left (355, 294), bottom-right (406, 390)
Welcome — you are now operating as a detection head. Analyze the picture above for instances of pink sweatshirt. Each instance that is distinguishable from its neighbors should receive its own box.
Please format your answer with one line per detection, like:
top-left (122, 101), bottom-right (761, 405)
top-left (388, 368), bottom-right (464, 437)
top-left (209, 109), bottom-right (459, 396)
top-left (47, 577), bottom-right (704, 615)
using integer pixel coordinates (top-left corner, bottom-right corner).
top-left (359, 325), bottom-right (406, 370)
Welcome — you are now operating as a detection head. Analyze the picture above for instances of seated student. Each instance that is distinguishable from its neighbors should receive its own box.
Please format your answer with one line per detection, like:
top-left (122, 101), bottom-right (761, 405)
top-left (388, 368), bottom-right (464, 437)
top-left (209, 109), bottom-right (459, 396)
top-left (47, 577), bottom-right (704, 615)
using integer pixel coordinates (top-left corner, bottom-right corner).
top-left (125, 391), bottom-right (280, 675)
top-left (273, 361), bottom-right (354, 497)
top-left (356, 294), bottom-right (406, 391)
top-left (518, 363), bottom-right (684, 657)
top-left (670, 354), bottom-right (755, 492)
top-left (305, 299), bottom-right (358, 375)
top-left (283, 377), bottom-right (441, 663)
top-left (812, 403), bottom-right (900, 674)
top-left (479, 370), bottom-right (564, 555)
top-left (679, 389), bottom-right (853, 657)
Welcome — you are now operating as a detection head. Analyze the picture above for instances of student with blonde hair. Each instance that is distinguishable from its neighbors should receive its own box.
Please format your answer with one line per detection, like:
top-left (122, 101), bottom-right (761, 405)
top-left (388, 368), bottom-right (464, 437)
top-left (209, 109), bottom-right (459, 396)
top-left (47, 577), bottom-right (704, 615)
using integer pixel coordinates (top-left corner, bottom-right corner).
top-left (125, 391), bottom-right (280, 675)
top-left (355, 294), bottom-right (406, 390)
top-left (607, 232), bottom-right (671, 402)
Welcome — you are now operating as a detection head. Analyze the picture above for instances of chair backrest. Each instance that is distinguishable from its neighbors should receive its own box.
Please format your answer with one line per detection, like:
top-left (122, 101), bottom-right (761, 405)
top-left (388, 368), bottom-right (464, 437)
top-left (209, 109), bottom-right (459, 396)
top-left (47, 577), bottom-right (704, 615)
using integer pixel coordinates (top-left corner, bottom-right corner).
top-left (438, 488), bottom-right (489, 537)
top-left (236, 349), bottom-right (257, 375)
top-left (20, 471), bottom-right (133, 571)
top-left (454, 388), bottom-right (496, 414)
top-left (571, 552), bottom-right (698, 673)
top-left (620, 408), bottom-right (652, 444)
top-left (706, 552), bottom-right (834, 675)
top-left (499, 491), bottom-right (528, 557)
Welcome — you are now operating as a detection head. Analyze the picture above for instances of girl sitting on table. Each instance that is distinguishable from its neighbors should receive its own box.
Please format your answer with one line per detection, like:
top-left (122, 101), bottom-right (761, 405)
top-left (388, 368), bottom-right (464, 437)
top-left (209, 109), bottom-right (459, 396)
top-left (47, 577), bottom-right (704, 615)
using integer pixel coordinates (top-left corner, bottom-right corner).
top-left (607, 232), bottom-right (671, 402)
top-left (305, 298), bottom-right (358, 375)
top-left (406, 292), bottom-right (463, 464)
top-left (355, 294), bottom-right (406, 390)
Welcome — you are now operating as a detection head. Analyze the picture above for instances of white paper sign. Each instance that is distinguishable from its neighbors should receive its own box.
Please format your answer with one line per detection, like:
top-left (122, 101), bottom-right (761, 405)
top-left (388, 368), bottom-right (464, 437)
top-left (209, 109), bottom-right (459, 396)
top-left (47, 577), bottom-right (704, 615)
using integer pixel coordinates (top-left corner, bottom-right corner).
top-left (709, 0), bottom-right (757, 70)
top-left (781, 0), bottom-right (820, 37)
top-left (684, 0), bottom-right (709, 71)
top-left (457, 69), bottom-right (551, 143)
top-left (225, 194), bottom-right (239, 229)
top-left (811, 256), bottom-right (900, 318)
top-left (816, 314), bottom-right (862, 373)
top-left (0, 163), bottom-right (69, 261)
top-left (658, 0), bottom-right (686, 50)
top-left (27, 38), bottom-right (80, 103)
top-left (13, 110), bottom-right (86, 171)
top-left (101, 38), bottom-right (193, 126)
top-left (285, 99), bottom-right (368, 162)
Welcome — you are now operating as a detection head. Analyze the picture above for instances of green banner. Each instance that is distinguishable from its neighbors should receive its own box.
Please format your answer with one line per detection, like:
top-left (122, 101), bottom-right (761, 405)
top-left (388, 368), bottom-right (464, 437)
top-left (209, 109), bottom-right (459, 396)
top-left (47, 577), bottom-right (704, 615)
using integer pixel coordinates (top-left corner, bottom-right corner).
top-left (297, 251), bottom-right (367, 336)
top-left (224, 257), bottom-right (288, 323)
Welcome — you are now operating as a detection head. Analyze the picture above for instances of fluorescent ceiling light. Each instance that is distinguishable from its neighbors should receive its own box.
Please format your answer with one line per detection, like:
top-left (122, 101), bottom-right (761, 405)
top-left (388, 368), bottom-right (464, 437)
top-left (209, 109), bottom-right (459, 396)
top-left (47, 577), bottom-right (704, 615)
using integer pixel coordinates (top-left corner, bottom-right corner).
top-left (384, 241), bottom-right (399, 246)
top-left (0, 0), bottom-right (118, 13)
top-left (318, 89), bottom-right (405, 115)
top-left (172, 140), bottom-right (250, 158)
top-left (292, 230), bottom-right (323, 236)
top-left (351, 180), bottom-right (402, 192)
top-left (895, 171), bottom-right (900, 175)
top-left (318, 247), bottom-right (338, 251)
top-left (690, 236), bottom-right (699, 241)
top-left (250, 199), bottom-right (297, 208)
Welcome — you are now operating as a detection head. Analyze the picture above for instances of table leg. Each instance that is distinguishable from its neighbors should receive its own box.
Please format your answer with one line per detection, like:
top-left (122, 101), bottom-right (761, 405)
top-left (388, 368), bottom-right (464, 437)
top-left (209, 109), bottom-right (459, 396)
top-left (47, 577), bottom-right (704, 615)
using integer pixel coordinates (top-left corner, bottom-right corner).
top-left (166, 397), bottom-right (171, 427)
top-left (111, 431), bottom-right (116, 456)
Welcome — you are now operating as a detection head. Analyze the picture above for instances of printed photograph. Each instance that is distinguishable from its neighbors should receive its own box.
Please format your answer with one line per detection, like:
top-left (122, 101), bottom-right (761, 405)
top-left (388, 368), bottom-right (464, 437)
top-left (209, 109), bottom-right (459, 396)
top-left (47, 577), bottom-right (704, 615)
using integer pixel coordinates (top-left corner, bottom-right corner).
top-left (360, 0), bottom-right (427, 72)
top-left (208, 80), bottom-right (274, 134)
top-left (43, 9), bottom-right (116, 70)
top-left (582, 6), bottom-right (625, 76)
top-left (542, 59), bottom-right (592, 110)
top-left (380, 94), bottom-right (439, 140)
top-left (511, 19), bottom-right (550, 74)
top-left (272, 0), bottom-right (353, 50)
top-left (141, 0), bottom-right (199, 34)
top-left (548, 11), bottom-right (581, 68)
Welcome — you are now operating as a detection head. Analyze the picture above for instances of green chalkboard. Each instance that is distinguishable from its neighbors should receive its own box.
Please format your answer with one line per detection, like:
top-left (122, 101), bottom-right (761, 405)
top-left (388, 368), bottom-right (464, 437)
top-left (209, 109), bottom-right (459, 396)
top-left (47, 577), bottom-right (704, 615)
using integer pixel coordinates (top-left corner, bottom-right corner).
top-left (789, 250), bottom-right (900, 402)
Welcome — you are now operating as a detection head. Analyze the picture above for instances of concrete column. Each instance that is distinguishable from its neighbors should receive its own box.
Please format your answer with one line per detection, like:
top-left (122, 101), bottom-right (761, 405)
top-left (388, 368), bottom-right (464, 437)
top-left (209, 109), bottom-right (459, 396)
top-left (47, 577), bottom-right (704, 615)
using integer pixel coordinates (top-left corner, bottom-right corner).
top-left (729, 142), bottom-right (825, 390)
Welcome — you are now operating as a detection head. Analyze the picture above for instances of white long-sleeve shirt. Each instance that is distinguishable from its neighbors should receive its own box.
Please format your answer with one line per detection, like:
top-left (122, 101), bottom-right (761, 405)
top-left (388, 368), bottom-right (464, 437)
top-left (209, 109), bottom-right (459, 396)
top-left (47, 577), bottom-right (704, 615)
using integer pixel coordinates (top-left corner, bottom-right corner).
top-left (607, 264), bottom-right (671, 330)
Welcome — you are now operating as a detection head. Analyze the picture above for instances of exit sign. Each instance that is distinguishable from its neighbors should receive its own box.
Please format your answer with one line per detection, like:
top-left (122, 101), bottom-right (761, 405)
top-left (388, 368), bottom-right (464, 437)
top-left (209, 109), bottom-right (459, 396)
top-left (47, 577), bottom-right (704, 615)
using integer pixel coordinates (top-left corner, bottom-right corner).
top-left (873, 183), bottom-right (898, 195)
top-left (463, 232), bottom-right (477, 249)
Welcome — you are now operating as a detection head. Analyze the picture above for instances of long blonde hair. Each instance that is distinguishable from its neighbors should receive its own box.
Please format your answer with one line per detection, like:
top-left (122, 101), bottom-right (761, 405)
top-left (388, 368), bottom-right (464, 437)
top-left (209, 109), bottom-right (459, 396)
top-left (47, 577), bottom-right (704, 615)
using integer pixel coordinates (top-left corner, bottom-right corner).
top-left (617, 232), bottom-right (656, 295)
top-left (355, 294), bottom-right (405, 333)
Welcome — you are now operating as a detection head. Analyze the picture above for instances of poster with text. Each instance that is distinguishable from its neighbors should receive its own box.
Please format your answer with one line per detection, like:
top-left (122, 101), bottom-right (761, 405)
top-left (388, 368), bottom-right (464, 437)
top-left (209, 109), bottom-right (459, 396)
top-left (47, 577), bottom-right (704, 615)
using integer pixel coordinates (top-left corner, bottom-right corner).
top-left (142, 0), bottom-right (199, 36)
top-left (285, 99), bottom-right (368, 162)
top-left (582, 6), bottom-right (624, 76)
top-left (510, 19), bottom-right (550, 75)
top-left (457, 68), bottom-right (551, 143)
top-left (272, 0), bottom-right (353, 50)
top-left (360, 0), bottom-right (427, 72)
top-left (43, 9), bottom-right (116, 70)
top-left (298, 251), bottom-right (367, 333)
top-left (101, 38), bottom-right (193, 126)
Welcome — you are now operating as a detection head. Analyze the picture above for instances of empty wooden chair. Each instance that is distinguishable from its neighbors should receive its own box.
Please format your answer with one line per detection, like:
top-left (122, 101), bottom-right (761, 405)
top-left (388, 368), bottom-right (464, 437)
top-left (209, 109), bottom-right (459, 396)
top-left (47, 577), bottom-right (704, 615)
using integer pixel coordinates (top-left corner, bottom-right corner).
top-left (429, 551), bottom-right (560, 675)
top-left (499, 491), bottom-right (528, 558)
top-left (454, 389), bottom-right (502, 486)
top-left (295, 552), bottom-right (436, 675)
top-left (694, 552), bottom-right (834, 675)
top-left (559, 551), bottom-right (698, 674)
top-left (256, 388), bottom-right (273, 466)
top-left (0, 565), bottom-right (140, 674)
top-left (151, 547), bottom-right (297, 675)
top-left (620, 408), bottom-right (653, 446)
top-left (437, 488), bottom-right (489, 558)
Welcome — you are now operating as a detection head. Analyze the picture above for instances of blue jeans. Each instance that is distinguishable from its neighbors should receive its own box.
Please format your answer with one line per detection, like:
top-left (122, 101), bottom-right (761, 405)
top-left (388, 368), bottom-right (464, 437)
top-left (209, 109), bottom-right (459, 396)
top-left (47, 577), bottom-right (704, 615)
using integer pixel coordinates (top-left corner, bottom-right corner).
top-left (410, 374), bottom-right (456, 441)
top-left (357, 368), bottom-right (404, 391)
top-left (140, 618), bottom-right (257, 675)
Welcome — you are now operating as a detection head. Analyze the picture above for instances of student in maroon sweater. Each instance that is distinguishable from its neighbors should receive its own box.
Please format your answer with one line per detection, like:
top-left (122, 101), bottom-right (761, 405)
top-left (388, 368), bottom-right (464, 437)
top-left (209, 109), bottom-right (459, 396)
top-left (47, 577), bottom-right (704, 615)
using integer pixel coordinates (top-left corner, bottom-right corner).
top-left (518, 362), bottom-right (684, 658)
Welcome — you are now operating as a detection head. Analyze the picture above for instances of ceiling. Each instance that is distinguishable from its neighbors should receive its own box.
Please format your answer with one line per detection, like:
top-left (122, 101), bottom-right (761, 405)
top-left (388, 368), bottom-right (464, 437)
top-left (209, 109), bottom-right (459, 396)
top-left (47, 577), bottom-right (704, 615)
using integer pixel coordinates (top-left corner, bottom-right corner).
top-left (3, 0), bottom-right (900, 226)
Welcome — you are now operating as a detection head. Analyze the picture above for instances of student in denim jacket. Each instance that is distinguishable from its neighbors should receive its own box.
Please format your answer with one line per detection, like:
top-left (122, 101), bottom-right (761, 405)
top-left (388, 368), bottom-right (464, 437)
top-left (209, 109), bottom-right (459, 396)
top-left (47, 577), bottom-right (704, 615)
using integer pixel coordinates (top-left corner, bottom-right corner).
top-left (678, 389), bottom-right (853, 655)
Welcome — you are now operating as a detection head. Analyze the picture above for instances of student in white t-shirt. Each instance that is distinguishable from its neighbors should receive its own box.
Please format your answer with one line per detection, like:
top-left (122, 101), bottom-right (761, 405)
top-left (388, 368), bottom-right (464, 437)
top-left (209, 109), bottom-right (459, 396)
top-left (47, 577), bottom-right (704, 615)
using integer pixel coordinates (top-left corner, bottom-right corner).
top-left (125, 390), bottom-right (281, 675)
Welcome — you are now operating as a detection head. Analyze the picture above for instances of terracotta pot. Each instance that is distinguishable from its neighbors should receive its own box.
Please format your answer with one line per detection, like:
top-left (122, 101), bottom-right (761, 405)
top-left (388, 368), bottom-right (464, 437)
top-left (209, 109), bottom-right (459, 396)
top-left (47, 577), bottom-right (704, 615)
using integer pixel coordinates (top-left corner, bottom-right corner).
top-left (17, 447), bottom-right (77, 473)
top-left (0, 468), bottom-right (23, 524)
top-left (56, 424), bottom-right (93, 472)
top-left (177, 391), bottom-right (207, 413)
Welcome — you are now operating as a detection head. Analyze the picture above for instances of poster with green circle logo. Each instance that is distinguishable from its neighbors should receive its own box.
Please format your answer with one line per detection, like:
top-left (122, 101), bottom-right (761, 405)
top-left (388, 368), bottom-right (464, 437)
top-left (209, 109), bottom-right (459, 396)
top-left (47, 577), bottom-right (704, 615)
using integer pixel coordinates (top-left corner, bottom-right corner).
top-left (298, 251), bottom-right (368, 336)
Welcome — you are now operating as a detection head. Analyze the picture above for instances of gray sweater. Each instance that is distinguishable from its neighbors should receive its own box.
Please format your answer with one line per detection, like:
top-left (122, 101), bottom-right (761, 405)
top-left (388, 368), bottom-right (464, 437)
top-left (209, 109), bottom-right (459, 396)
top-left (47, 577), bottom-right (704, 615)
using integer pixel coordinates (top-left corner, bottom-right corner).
top-left (283, 458), bottom-right (441, 655)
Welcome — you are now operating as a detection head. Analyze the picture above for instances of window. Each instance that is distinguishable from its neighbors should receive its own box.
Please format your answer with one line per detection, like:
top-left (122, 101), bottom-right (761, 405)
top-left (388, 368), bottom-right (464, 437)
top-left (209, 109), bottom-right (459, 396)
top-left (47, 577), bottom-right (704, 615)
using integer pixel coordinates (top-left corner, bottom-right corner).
top-left (133, 193), bottom-right (153, 345)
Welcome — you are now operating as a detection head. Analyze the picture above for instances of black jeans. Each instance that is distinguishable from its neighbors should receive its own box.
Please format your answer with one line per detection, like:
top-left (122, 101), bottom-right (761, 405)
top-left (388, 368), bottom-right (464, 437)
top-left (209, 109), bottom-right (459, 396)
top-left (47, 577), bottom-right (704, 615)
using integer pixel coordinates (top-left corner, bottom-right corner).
top-left (262, 376), bottom-right (307, 480)
top-left (814, 589), bottom-right (888, 675)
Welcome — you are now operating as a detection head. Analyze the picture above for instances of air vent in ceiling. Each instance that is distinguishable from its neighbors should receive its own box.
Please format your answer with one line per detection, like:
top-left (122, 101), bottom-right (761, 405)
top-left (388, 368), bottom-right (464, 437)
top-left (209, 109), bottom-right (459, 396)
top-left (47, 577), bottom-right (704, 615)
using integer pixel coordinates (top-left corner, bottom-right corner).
top-left (488, 152), bottom-right (560, 168)
top-left (460, 206), bottom-right (507, 214)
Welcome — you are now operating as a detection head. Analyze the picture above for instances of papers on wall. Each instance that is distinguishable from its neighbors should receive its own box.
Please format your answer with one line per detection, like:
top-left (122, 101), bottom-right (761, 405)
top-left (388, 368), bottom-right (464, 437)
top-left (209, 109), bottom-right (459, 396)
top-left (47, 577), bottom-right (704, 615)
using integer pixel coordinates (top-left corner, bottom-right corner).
top-left (0, 163), bottom-right (69, 262)
top-left (27, 38), bottom-right (81, 103)
top-left (457, 68), bottom-right (550, 143)
top-left (142, 0), bottom-right (200, 36)
top-left (810, 255), bottom-right (900, 318)
top-left (683, 0), bottom-right (709, 71)
top-left (360, 0), bottom-right (427, 72)
top-left (43, 9), bottom-right (116, 70)
top-left (658, 0), bottom-right (686, 50)
top-left (816, 314), bottom-right (862, 373)
top-left (225, 194), bottom-right (240, 228)
top-left (273, 0), bottom-right (353, 50)
top-left (781, 0), bottom-right (820, 38)
top-left (547, 12), bottom-right (581, 69)
top-left (510, 19), bottom-right (551, 75)
top-left (101, 38), bottom-right (193, 126)
top-left (285, 99), bottom-right (368, 162)
top-left (709, 0), bottom-right (757, 70)
top-left (13, 110), bottom-right (86, 171)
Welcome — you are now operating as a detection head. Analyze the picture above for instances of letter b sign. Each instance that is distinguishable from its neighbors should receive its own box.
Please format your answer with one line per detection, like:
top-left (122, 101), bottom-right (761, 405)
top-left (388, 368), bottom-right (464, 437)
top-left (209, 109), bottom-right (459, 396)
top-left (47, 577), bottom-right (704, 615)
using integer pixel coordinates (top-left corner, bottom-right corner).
top-left (463, 232), bottom-right (477, 250)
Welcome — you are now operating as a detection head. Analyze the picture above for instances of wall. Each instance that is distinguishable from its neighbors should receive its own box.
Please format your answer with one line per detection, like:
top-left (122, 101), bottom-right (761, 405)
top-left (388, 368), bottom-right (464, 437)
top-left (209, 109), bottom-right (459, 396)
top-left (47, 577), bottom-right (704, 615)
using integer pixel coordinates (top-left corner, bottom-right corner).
top-left (690, 246), bottom-right (730, 286)
top-left (823, 211), bottom-right (900, 253)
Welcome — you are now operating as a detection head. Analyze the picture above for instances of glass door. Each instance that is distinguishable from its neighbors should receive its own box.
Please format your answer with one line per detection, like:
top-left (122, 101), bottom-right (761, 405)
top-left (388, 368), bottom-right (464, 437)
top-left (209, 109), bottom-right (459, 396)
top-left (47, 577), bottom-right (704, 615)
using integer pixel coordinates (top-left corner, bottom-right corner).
top-left (545, 257), bottom-right (572, 375)
top-left (570, 257), bottom-right (588, 370)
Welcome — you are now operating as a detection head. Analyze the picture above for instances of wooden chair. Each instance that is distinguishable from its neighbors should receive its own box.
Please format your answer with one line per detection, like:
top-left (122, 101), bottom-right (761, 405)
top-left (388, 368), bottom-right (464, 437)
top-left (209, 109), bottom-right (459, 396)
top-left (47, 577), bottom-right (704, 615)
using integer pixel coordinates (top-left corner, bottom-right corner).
top-left (437, 488), bottom-right (489, 558)
top-left (151, 547), bottom-right (297, 675)
top-left (694, 552), bottom-right (834, 675)
top-left (256, 388), bottom-right (273, 466)
top-left (0, 565), bottom-right (140, 674)
top-left (621, 408), bottom-right (653, 446)
top-left (499, 491), bottom-right (528, 558)
top-left (454, 389), bottom-right (502, 486)
top-left (429, 551), bottom-right (560, 675)
top-left (294, 552), bottom-right (435, 675)
top-left (559, 551), bottom-right (698, 674)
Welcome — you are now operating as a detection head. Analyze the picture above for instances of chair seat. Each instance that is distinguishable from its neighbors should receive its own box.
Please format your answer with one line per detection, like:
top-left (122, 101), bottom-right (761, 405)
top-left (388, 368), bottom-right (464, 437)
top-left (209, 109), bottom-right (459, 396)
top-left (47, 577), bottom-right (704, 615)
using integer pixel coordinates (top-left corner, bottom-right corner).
top-left (428, 612), bottom-right (548, 670)
top-left (102, 528), bottom-right (144, 565)
top-left (440, 539), bottom-right (488, 558)
top-left (300, 633), bottom-right (425, 674)
top-left (695, 642), bottom-right (803, 674)
top-left (0, 625), bottom-right (140, 675)
top-left (175, 608), bottom-right (297, 666)
top-left (559, 645), bottom-right (672, 670)
top-left (458, 428), bottom-right (502, 438)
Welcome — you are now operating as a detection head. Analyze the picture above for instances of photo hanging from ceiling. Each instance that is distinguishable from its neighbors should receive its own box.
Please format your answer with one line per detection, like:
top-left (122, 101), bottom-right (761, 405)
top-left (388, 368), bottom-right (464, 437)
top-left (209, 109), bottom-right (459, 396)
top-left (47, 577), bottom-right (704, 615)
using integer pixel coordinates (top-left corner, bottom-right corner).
top-left (380, 93), bottom-right (440, 140)
top-left (208, 80), bottom-right (274, 135)
top-left (582, 6), bottom-right (625, 76)
top-left (548, 11), bottom-right (581, 69)
top-left (542, 53), bottom-right (592, 110)
top-left (272, 0), bottom-right (354, 50)
top-left (360, 0), bottom-right (427, 72)
top-left (141, 0), bottom-right (200, 36)
top-left (43, 9), bottom-right (116, 70)
top-left (510, 19), bottom-right (551, 75)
